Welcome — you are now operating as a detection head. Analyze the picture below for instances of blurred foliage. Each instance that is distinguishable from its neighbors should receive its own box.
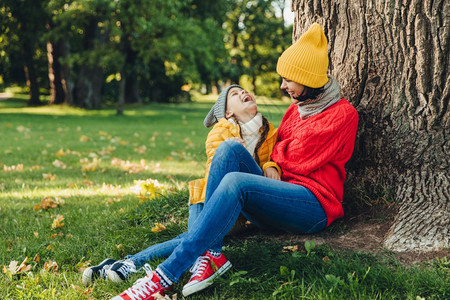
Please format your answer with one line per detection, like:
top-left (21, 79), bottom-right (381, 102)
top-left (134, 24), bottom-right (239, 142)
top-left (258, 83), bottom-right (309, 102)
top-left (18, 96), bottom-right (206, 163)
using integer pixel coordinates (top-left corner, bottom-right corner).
top-left (0, 0), bottom-right (291, 107)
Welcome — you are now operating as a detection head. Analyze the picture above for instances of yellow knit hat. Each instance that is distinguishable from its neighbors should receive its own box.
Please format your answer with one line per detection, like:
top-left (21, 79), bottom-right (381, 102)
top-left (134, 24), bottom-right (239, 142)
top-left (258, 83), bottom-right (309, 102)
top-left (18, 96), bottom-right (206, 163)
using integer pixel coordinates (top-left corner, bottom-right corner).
top-left (276, 23), bottom-right (329, 88)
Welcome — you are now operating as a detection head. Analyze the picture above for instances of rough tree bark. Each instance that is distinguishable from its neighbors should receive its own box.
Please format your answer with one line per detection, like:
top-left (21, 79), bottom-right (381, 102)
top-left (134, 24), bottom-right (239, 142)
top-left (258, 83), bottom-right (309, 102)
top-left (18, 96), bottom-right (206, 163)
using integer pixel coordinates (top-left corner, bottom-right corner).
top-left (292, 0), bottom-right (449, 252)
top-left (47, 39), bottom-right (66, 105)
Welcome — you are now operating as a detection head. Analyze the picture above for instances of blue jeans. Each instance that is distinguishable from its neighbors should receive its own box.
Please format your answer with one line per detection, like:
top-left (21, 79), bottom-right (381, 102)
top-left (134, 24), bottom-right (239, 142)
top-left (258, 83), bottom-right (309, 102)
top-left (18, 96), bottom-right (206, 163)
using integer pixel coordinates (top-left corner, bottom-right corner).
top-left (126, 203), bottom-right (214, 268)
top-left (158, 141), bottom-right (327, 283)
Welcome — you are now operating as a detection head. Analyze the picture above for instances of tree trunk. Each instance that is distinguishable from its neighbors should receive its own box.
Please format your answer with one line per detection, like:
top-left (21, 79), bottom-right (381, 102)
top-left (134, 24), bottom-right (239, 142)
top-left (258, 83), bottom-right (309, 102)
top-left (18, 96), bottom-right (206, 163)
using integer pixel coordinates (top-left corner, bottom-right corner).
top-left (73, 66), bottom-right (103, 109)
top-left (124, 42), bottom-right (141, 104)
top-left (117, 69), bottom-right (125, 116)
top-left (60, 38), bottom-right (73, 105)
top-left (72, 19), bottom-right (104, 109)
top-left (47, 40), bottom-right (66, 104)
top-left (125, 74), bottom-right (141, 104)
top-left (22, 40), bottom-right (41, 106)
top-left (292, 0), bottom-right (449, 252)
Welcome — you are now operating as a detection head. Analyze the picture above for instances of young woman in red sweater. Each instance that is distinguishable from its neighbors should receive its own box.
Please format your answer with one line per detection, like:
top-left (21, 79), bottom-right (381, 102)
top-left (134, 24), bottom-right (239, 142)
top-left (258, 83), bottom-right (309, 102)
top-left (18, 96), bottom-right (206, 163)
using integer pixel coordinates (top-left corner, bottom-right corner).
top-left (111, 23), bottom-right (358, 300)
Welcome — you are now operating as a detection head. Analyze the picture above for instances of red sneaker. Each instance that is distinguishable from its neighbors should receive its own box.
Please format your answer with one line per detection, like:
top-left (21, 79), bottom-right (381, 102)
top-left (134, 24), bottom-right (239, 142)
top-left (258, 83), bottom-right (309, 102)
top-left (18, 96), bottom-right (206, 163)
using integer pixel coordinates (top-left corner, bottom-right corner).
top-left (111, 265), bottom-right (172, 300)
top-left (182, 251), bottom-right (232, 297)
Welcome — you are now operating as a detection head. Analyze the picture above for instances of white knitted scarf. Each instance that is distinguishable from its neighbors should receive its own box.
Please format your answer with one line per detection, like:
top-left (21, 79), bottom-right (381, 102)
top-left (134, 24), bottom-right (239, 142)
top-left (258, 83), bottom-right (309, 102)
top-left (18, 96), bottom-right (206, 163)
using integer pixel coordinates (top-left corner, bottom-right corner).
top-left (297, 75), bottom-right (341, 118)
top-left (229, 113), bottom-right (263, 156)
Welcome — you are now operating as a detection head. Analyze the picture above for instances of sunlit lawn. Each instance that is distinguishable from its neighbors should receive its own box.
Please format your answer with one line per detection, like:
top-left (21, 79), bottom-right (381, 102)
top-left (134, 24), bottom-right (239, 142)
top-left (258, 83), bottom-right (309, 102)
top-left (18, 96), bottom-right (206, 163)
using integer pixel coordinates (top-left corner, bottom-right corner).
top-left (0, 95), bottom-right (448, 299)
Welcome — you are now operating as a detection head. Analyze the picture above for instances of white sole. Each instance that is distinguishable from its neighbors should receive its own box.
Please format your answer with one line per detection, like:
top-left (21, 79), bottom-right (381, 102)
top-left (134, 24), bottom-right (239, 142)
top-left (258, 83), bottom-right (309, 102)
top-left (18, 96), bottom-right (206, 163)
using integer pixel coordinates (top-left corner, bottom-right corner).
top-left (106, 269), bottom-right (125, 283)
top-left (82, 268), bottom-right (93, 286)
top-left (182, 261), bottom-right (232, 297)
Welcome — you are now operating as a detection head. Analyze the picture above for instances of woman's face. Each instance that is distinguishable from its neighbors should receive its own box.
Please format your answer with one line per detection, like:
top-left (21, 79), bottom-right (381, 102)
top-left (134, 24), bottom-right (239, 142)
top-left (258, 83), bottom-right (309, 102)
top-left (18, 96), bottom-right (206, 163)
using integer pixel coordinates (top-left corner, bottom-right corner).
top-left (225, 87), bottom-right (258, 123)
top-left (280, 78), bottom-right (306, 104)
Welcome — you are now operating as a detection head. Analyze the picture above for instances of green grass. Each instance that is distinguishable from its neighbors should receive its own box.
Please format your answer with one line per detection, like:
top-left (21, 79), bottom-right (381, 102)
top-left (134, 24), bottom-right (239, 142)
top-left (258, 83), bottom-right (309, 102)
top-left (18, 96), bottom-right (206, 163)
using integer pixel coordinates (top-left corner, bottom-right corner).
top-left (0, 96), bottom-right (448, 299)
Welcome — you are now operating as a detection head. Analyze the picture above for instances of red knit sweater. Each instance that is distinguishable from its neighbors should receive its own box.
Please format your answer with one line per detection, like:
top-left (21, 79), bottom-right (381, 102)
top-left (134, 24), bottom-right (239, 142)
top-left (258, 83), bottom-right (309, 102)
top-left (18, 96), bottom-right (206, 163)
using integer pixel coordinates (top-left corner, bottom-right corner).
top-left (271, 99), bottom-right (358, 226)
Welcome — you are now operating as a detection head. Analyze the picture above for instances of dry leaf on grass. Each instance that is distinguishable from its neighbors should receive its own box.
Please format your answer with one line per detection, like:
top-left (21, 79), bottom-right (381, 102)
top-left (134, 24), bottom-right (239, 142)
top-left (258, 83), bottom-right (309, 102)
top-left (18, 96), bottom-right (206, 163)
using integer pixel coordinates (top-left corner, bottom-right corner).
top-left (44, 260), bottom-right (59, 272)
top-left (43, 173), bottom-right (57, 181)
top-left (79, 135), bottom-right (91, 142)
top-left (34, 196), bottom-right (64, 210)
top-left (151, 223), bottom-right (167, 233)
top-left (282, 245), bottom-right (299, 253)
top-left (3, 257), bottom-right (32, 275)
top-left (52, 159), bottom-right (67, 169)
top-left (153, 292), bottom-right (176, 299)
top-left (51, 215), bottom-right (65, 229)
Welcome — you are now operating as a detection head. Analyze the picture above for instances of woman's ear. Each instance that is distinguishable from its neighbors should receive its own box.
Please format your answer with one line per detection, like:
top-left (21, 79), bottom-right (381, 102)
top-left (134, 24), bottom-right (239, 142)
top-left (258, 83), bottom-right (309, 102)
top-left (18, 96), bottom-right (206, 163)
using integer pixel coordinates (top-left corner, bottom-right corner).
top-left (225, 111), bottom-right (234, 118)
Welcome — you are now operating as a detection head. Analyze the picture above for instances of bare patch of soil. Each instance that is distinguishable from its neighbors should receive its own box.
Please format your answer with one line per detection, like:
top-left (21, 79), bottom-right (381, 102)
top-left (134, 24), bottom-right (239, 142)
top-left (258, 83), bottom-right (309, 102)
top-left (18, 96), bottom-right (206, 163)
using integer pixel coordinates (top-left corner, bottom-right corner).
top-left (233, 214), bottom-right (449, 265)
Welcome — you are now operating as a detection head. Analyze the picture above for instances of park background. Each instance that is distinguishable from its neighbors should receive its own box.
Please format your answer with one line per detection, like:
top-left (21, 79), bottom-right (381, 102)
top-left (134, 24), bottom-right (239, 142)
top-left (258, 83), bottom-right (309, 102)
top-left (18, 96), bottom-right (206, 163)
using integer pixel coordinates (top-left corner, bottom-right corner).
top-left (1, 0), bottom-right (449, 299)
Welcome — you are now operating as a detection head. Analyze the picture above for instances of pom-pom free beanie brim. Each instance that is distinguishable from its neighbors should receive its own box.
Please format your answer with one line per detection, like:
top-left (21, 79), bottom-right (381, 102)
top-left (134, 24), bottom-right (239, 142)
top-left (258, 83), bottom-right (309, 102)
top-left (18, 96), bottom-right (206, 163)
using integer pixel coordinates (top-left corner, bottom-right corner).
top-left (204, 84), bottom-right (243, 128)
top-left (277, 23), bottom-right (329, 88)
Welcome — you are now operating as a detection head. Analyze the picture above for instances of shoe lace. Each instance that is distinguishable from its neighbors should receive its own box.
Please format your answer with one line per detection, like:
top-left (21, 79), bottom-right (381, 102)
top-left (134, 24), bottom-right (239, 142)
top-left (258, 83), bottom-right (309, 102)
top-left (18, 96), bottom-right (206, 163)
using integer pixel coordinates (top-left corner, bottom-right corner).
top-left (98, 265), bottom-right (110, 279)
top-left (117, 259), bottom-right (136, 278)
top-left (189, 255), bottom-right (210, 278)
top-left (124, 264), bottom-right (159, 300)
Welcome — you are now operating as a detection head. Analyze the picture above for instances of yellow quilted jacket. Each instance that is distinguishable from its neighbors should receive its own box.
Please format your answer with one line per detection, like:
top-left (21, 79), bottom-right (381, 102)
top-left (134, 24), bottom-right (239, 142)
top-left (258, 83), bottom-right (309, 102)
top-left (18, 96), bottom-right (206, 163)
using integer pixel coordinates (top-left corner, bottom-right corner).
top-left (189, 118), bottom-right (280, 204)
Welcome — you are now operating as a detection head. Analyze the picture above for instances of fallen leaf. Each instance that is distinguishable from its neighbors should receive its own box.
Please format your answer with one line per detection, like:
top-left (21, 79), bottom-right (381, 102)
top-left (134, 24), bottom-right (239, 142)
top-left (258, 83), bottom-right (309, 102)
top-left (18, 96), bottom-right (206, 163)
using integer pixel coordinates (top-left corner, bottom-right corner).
top-left (151, 223), bottom-right (167, 233)
top-left (134, 145), bottom-right (147, 154)
top-left (282, 245), bottom-right (299, 253)
top-left (55, 148), bottom-right (66, 157)
top-left (3, 257), bottom-right (32, 275)
top-left (81, 157), bottom-right (101, 172)
top-left (79, 135), bottom-right (91, 142)
top-left (3, 164), bottom-right (24, 172)
top-left (51, 215), bottom-right (65, 229)
top-left (34, 196), bottom-right (64, 210)
top-left (52, 159), bottom-right (67, 169)
top-left (322, 256), bottom-right (331, 263)
top-left (83, 180), bottom-right (95, 186)
top-left (44, 260), bottom-right (59, 272)
top-left (153, 292), bottom-right (174, 299)
top-left (43, 173), bottom-right (57, 181)
top-left (33, 254), bottom-right (40, 263)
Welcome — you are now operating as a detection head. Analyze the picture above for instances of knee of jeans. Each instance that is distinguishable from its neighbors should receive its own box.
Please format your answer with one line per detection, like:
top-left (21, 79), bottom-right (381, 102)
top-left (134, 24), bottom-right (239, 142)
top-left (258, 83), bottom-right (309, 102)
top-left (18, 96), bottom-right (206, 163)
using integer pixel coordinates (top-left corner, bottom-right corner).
top-left (221, 172), bottom-right (243, 187)
top-left (216, 140), bottom-right (246, 158)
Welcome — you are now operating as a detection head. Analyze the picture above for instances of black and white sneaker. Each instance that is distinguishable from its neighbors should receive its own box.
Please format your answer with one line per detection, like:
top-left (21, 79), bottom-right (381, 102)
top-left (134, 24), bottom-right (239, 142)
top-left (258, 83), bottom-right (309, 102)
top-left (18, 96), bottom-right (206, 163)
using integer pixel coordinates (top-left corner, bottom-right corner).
top-left (82, 258), bottom-right (116, 286)
top-left (106, 258), bottom-right (137, 282)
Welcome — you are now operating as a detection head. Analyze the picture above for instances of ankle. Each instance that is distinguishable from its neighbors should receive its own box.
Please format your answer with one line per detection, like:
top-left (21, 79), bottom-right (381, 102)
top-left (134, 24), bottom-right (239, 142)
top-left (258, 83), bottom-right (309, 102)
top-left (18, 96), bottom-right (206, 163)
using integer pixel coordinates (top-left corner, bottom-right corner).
top-left (207, 249), bottom-right (221, 258)
top-left (155, 267), bottom-right (173, 288)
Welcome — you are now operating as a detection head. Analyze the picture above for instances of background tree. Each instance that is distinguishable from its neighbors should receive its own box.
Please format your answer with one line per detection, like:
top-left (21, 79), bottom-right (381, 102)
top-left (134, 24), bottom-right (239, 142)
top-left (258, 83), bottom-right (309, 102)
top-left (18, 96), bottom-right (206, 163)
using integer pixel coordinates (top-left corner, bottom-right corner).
top-left (1, 0), bottom-right (293, 108)
top-left (291, 0), bottom-right (449, 251)
top-left (0, 0), bottom-right (49, 106)
top-left (224, 0), bottom-right (292, 96)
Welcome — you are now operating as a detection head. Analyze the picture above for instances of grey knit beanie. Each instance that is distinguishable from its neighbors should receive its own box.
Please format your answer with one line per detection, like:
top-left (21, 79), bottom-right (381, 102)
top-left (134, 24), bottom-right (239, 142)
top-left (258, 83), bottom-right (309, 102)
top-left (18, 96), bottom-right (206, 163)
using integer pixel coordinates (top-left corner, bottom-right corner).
top-left (203, 84), bottom-right (243, 128)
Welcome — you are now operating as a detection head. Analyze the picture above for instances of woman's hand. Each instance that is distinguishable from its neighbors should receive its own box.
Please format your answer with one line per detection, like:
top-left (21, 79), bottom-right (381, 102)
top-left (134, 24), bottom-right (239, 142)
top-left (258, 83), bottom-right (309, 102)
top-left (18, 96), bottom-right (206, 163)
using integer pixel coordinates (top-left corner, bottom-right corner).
top-left (264, 167), bottom-right (281, 180)
top-left (226, 137), bottom-right (245, 145)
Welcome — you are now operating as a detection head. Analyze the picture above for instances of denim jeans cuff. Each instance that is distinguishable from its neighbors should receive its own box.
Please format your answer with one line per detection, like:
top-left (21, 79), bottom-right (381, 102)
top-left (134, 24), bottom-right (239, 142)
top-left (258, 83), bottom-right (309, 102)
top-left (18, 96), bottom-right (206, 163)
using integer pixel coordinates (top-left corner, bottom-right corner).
top-left (157, 264), bottom-right (179, 284)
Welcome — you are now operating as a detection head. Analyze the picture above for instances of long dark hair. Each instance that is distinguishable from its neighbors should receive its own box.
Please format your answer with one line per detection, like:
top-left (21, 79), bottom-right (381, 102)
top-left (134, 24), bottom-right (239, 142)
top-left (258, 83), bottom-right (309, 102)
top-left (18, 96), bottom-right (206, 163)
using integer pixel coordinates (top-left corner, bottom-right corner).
top-left (293, 86), bottom-right (325, 105)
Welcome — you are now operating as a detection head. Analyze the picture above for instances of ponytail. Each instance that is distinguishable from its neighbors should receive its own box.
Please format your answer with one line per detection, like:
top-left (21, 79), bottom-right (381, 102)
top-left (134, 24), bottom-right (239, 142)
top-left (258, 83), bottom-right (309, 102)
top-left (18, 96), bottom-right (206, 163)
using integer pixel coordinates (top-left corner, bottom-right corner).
top-left (253, 115), bottom-right (270, 166)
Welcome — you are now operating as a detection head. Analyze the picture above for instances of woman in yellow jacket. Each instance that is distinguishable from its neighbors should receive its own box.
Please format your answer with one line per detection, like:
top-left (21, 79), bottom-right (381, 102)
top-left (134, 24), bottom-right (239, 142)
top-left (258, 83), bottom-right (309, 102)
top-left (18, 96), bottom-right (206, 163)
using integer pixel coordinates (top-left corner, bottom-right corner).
top-left (83, 85), bottom-right (279, 286)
